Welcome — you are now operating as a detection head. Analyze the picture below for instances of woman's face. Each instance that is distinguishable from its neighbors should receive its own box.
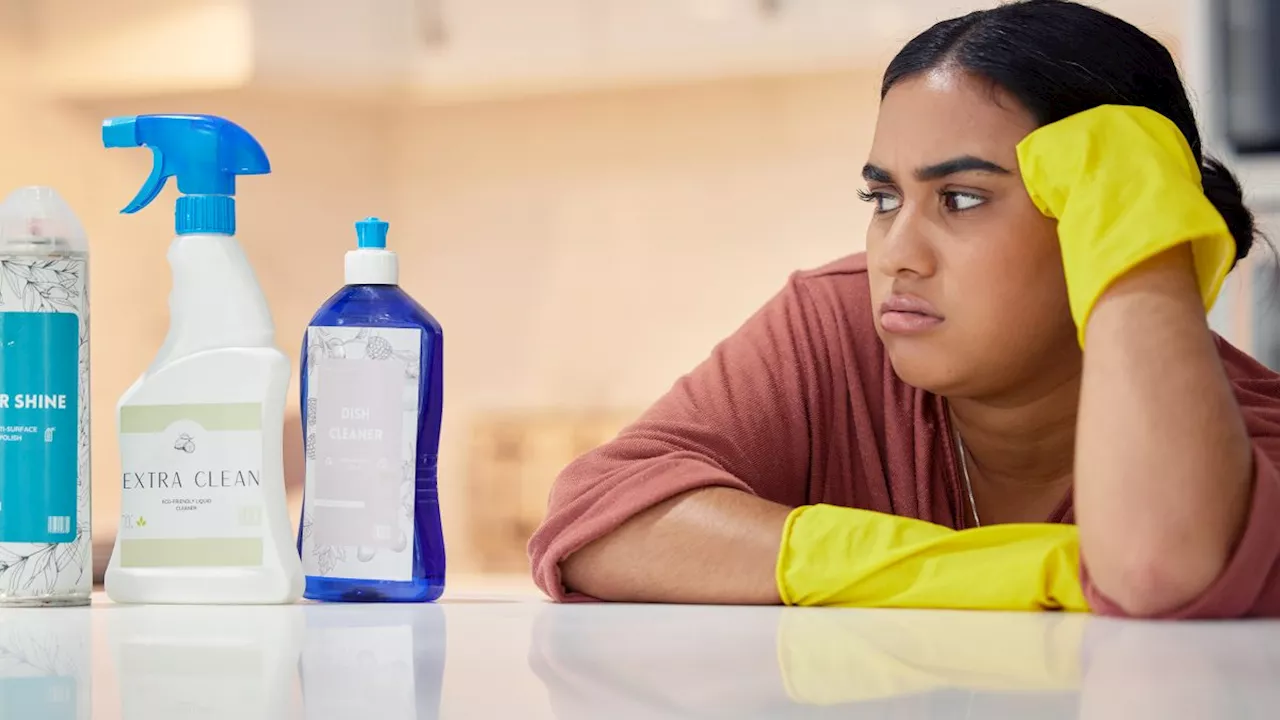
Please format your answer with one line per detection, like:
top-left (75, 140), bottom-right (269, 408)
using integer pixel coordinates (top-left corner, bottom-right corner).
top-left (864, 68), bottom-right (1081, 400)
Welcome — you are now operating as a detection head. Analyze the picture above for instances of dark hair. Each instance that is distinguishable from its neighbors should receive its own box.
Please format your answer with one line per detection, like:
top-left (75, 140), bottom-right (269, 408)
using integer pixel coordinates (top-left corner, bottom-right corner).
top-left (883, 0), bottom-right (1262, 265)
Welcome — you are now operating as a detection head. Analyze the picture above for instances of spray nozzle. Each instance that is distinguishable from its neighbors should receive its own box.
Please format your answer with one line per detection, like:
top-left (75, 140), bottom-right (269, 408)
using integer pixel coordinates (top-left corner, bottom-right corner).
top-left (0, 186), bottom-right (88, 252)
top-left (102, 114), bottom-right (270, 235)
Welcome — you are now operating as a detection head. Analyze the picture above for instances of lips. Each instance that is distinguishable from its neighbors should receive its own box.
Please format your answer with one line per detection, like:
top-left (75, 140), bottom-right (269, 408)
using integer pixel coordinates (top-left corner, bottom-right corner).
top-left (878, 293), bottom-right (944, 335)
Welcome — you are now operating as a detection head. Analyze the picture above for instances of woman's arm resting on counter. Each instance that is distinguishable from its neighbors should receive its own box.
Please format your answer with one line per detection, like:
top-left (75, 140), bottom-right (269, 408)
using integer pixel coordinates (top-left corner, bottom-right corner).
top-left (1077, 247), bottom-right (1269, 617)
top-left (528, 274), bottom-right (826, 602)
top-left (562, 487), bottom-right (790, 604)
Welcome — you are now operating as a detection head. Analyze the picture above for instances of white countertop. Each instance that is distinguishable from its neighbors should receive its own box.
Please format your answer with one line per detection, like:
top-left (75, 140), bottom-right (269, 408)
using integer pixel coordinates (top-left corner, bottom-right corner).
top-left (2, 581), bottom-right (1279, 719)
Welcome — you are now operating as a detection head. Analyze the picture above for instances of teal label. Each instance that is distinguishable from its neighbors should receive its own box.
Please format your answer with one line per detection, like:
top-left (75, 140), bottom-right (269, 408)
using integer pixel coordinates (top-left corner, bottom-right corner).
top-left (0, 312), bottom-right (78, 543)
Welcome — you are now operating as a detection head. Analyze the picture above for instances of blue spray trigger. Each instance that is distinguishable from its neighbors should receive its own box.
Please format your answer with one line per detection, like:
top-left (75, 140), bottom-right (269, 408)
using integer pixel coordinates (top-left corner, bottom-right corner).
top-left (121, 146), bottom-right (171, 214)
top-left (102, 114), bottom-right (271, 235)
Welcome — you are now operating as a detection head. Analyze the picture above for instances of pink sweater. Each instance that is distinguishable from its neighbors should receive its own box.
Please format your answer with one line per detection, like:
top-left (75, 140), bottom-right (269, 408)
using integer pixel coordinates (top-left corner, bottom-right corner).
top-left (529, 254), bottom-right (1280, 618)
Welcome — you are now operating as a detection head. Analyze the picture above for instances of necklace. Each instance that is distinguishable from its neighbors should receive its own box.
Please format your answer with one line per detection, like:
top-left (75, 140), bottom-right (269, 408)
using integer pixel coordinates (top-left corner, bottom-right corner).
top-left (954, 431), bottom-right (981, 528)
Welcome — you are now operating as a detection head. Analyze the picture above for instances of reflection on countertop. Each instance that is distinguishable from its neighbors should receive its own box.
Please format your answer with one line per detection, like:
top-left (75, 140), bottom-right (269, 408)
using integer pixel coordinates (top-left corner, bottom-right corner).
top-left (531, 604), bottom-right (1280, 719)
top-left (2, 586), bottom-right (1279, 719)
top-left (111, 604), bottom-right (308, 719)
top-left (530, 605), bottom-right (1083, 719)
top-left (0, 604), bottom-right (91, 719)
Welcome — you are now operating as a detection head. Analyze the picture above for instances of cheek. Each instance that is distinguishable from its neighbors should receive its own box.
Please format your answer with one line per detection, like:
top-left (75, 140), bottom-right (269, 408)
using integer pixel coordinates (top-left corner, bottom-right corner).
top-left (952, 212), bottom-right (1071, 336)
top-left (865, 222), bottom-right (889, 289)
top-left (864, 216), bottom-right (887, 259)
top-left (865, 221), bottom-right (902, 340)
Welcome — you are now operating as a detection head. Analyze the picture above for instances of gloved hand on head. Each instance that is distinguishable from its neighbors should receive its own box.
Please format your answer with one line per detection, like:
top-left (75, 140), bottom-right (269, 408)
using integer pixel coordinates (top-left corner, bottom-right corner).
top-left (1015, 104), bottom-right (1236, 346)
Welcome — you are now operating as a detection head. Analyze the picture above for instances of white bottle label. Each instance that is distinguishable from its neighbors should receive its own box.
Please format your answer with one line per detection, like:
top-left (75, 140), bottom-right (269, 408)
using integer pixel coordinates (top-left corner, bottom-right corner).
top-left (0, 253), bottom-right (91, 601)
top-left (301, 326), bottom-right (421, 582)
top-left (117, 403), bottom-right (266, 568)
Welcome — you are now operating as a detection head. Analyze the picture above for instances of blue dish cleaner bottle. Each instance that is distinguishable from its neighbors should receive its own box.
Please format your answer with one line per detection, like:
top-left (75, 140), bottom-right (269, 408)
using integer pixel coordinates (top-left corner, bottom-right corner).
top-left (298, 217), bottom-right (445, 602)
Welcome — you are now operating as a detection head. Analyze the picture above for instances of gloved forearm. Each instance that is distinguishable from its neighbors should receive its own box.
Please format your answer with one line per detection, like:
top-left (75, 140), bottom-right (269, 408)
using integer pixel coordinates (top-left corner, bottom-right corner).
top-left (776, 504), bottom-right (1088, 611)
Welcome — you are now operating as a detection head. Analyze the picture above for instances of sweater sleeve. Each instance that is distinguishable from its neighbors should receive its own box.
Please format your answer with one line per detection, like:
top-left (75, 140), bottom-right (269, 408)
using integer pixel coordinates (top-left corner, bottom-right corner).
top-left (528, 274), bottom-right (826, 601)
top-left (1082, 337), bottom-right (1280, 618)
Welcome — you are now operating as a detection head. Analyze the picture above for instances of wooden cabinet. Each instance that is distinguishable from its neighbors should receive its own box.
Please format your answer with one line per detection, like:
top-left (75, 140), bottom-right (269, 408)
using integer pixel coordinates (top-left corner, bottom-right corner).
top-left (593, 0), bottom-right (890, 80)
top-left (30, 0), bottom-right (412, 99)
top-left (28, 0), bottom-right (1183, 103)
top-left (407, 0), bottom-right (594, 100)
top-left (27, 0), bottom-right (901, 102)
top-left (406, 0), bottom-right (903, 100)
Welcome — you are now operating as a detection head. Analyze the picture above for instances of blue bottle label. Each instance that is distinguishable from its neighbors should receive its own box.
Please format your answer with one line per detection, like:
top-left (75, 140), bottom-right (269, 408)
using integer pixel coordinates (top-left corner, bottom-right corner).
top-left (0, 312), bottom-right (79, 543)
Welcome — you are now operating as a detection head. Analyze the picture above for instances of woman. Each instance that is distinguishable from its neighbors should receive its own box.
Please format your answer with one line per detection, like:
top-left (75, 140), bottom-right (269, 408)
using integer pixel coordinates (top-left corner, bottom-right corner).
top-left (529, 0), bottom-right (1280, 618)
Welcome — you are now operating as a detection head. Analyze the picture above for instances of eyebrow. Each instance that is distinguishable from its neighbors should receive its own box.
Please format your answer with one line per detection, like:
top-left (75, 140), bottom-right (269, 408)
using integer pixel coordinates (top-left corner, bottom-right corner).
top-left (861, 155), bottom-right (1012, 183)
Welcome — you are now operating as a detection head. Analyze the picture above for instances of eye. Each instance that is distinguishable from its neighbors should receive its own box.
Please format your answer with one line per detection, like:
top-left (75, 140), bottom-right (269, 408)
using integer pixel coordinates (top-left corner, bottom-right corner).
top-left (858, 188), bottom-right (903, 214)
top-left (942, 191), bottom-right (986, 212)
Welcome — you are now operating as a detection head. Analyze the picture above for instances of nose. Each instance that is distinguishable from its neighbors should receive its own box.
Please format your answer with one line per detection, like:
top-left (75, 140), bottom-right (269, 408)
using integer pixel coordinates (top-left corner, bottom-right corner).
top-left (871, 205), bottom-right (939, 280)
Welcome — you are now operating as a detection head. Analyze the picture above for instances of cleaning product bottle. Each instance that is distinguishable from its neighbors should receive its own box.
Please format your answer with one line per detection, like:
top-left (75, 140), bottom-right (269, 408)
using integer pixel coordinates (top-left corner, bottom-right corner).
top-left (298, 217), bottom-right (445, 602)
top-left (102, 114), bottom-right (302, 604)
top-left (0, 187), bottom-right (91, 607)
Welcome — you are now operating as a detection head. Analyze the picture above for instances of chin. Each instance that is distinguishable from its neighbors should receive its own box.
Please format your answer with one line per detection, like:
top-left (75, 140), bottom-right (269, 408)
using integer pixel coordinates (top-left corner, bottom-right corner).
top-left (890, 362), bottom-right (957, 395)
top-left (882, 342), bottom-right (964, 395)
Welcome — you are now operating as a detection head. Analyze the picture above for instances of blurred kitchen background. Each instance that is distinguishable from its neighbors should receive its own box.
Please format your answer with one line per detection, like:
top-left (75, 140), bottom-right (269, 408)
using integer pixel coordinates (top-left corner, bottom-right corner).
top-left (0, 0), bottom-right (1275, 584)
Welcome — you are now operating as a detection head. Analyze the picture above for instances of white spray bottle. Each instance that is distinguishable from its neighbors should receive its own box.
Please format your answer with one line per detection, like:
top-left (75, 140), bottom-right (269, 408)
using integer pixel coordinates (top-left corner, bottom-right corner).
top-left (102, 114), bottom-right (302, 604)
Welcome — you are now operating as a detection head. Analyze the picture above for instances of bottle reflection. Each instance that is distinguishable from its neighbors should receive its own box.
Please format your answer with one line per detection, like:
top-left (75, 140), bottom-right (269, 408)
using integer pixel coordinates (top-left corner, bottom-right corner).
top-left (300, 603), bottom-right (445, 720)
top-left (0, 608), bottom-right (91, 720)
top-left (106, 604), bottom-right (305, 719)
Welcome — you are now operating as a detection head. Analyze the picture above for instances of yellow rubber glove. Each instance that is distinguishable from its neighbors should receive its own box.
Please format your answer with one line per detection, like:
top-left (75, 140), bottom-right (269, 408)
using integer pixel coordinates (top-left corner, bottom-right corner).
top-left (1016, 105), bottom-right (1235, 346)
top-left (776, 505), bottom-right (1088, 612)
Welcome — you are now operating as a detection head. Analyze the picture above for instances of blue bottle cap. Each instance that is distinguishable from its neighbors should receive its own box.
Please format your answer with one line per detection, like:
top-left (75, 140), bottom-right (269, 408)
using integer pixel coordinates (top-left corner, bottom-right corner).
top-left (356, 217), bottom-right (390, 249)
